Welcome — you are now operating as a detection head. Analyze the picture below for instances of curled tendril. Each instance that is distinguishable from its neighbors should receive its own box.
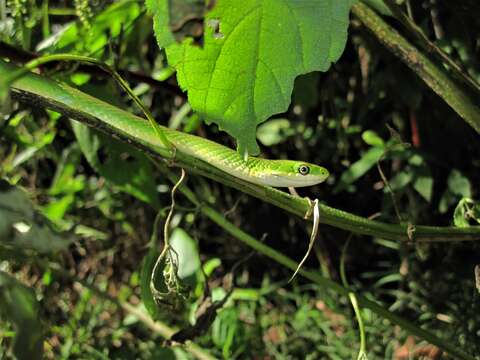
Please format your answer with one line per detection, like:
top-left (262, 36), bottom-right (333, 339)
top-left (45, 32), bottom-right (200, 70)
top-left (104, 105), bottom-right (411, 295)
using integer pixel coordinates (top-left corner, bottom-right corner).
top-left (150, 169), bottom-right (189, 310)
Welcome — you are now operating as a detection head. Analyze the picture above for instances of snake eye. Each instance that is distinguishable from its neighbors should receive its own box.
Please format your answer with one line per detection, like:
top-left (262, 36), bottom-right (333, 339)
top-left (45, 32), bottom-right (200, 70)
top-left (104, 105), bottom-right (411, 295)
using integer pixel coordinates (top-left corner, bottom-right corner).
top-left (298, 165), bottom-right (310, 176)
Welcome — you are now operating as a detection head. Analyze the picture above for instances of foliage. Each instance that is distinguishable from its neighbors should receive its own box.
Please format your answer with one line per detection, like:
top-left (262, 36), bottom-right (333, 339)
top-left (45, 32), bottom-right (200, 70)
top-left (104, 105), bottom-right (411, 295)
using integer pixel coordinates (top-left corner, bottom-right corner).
top-left (1, 0), bottom-right (480, 359)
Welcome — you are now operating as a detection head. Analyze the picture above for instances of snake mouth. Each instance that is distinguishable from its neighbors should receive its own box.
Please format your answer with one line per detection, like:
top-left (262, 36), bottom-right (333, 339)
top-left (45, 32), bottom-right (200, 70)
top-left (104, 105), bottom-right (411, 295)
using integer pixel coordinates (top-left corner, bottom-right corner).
top-left (253, 173), bottom-right (327, 188)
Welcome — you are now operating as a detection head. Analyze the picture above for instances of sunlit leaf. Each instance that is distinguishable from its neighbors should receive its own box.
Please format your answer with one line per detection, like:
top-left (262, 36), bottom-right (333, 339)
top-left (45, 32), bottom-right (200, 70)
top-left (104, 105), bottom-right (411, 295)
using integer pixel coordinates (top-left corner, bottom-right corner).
top-left (362, 130), bottom-right (385, 147)
top-left (48, 145), bottom-right (85, 196)
top-left (38, 0), bottom-right (141, 54)
top-left (148, 0), bottom-right (354, 155)
top-left (42, 195), bottom-right (75, 223)
top-left (170, 228), bottom-right (201, 285)
top-left (336, 147), bottom-right (384, 191)
top-left (256, 118), bottom-right (293, 146)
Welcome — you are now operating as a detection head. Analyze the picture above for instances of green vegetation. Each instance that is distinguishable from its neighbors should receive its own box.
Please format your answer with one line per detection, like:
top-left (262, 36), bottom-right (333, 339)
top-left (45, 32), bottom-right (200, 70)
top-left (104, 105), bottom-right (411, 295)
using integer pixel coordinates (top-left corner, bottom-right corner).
top-left (1, 0), bottom-right (480, 359)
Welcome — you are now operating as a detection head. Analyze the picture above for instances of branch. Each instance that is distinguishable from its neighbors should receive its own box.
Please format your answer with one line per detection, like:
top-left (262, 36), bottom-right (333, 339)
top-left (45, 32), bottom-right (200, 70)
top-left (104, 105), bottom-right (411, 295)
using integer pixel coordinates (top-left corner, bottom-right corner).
top-left (1, 59), bottom-right (479, 242)
top-left (380, 0), bottom-right (480, 94)
top-left (352, 2), bottom-right (480, 134)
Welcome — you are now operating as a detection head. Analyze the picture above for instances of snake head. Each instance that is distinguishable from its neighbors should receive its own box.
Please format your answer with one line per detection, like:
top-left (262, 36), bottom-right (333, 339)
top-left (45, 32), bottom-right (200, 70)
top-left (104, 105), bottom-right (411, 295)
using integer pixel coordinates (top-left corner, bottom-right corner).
top-left (268, 160), bottom-right (330, 187)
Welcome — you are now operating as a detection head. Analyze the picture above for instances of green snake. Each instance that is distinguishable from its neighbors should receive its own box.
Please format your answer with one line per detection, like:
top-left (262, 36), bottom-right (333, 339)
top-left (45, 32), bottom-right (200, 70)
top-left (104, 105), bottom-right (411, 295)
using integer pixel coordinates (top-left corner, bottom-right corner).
top-left (0, 60), bottom-right (329, 188)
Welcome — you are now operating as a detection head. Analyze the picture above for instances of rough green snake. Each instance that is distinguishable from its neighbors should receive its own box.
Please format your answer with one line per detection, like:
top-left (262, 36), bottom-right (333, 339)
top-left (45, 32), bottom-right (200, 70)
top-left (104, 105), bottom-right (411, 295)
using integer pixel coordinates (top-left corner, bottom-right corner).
top-left (0, 60), bottom-right (329, 189)
top-left (0, 58), bottom-right (325, 281)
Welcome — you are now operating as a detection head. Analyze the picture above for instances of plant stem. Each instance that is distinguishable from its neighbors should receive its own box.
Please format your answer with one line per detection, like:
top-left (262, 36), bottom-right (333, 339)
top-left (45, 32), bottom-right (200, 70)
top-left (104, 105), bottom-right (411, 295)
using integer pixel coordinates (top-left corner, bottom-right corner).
top-left (3, 54), bottom-right (173, 150)
top-left (352, 2), bottom-right (480, 134)
top-left (380, 0), bottom-right (480, 94)
top-left (340, 238), bottom-right (367, 359)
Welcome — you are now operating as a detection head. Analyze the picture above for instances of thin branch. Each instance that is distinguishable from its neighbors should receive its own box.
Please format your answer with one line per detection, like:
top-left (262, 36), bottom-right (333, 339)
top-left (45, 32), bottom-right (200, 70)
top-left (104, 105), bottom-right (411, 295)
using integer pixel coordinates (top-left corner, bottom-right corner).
top-left (379, 0), bottom-right (480, 94)
top-left (2, 53), bottom-right (173, 150)
top-left (352, 2), bottom-right (480, 134)
top-left (0, 41), bottom-right (185, 96)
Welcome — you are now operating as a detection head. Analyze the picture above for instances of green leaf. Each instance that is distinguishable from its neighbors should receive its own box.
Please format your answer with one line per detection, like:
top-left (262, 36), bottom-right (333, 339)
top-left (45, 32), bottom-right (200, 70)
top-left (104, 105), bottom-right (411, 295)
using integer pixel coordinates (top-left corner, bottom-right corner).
top-left (336, 147), bottom-right (384, 191)
top-left (71, 121), bottom-right (160, 208)
top-left (389, 170), bottom-right (412, 190)
top-left (149, 0), bottom-right (353, 155)
top-left (48, 145), bottom-right (85, 196)
top-left (139, 247), bottom-right (162, 319)
top-left (170, 228), bottom-right (201, 285)
top-left (42, 145), bottom-right (85, 223)
top-left (447, 169), bottom-right (471, 198)
top-left (39, 0), bottom-right (141, 54)
top-left (212, 306), bottom-right (239, 358)
top-left (202, 258), bottom-right (222, 278)
top-left (0, 271), bottom-right (43, 360)
top-left (0, 181), bottom-right (72, 252)
top-left (439, 169), bottom-right (472, 213)
top-left (362, 130), bottom-right (385, 147)
top-left (413, 176), bottom-right (433, 202)
top-left (453, 198), bottom-right (471, 227)
top-left (256, 118), bottom-right (293, 146)
top-left (453, 198), bottom-right (480, 227)
top-left (42, 194), bottom-right (75, 223)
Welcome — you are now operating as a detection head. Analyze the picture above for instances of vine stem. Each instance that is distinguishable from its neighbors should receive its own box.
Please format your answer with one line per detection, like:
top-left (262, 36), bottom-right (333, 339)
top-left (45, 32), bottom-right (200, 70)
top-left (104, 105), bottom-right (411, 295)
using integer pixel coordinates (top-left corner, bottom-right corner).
top-left (150, 168), bottom-right (186, 302)
top-left (340, 237), bottom-right (367, 359)
top-left (2, 53), bottom-right (173, 150)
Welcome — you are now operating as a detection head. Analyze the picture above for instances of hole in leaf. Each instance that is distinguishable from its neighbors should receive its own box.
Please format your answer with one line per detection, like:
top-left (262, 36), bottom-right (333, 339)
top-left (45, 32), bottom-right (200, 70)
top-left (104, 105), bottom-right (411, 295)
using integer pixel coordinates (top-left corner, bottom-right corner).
top-left (13, 221), bottom-right (31, 234)
top-left (207, 18), bottom-right (223, 39)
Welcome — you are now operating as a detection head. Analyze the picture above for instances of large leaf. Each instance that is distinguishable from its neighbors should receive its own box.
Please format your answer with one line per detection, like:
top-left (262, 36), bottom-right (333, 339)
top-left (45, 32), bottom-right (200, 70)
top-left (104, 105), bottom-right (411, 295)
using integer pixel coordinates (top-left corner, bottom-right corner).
top-left (0, 271), bottom-right (43, 360)
top-left (170, 228), bottom-right (201, 285)
top-left (147, 0), bottom-right (353, 155)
